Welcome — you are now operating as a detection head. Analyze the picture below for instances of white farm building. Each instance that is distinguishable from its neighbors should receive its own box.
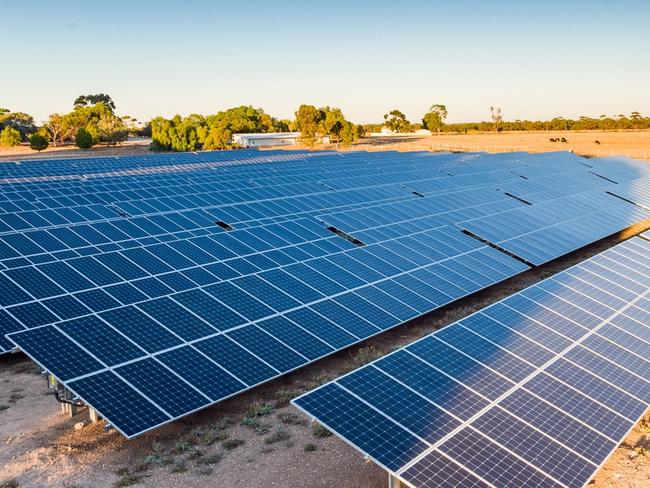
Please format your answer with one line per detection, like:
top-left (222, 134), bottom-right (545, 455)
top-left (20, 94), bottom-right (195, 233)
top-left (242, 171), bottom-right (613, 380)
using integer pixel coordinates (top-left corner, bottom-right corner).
top-left (232, 132), bottom-right (300, 148)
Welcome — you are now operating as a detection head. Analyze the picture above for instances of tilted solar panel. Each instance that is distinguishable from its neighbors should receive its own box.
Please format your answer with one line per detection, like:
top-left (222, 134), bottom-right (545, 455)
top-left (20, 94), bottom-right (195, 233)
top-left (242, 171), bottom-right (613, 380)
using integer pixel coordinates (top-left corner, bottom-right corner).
top-left (293, 236), bottom-right (650, 488)
top-left (2, 149), bottom-right (650, 440)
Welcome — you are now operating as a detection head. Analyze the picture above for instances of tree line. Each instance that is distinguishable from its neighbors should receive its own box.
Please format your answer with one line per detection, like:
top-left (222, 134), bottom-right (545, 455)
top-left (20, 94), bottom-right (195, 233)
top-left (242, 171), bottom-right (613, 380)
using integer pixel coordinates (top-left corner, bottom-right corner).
top-left (0, 94), bottom-right (143, 152)
top-left (150, 105), bottom-right (363, 152)
top-left (364, 106), bottom-right (650, 135)
top-left (1, 96), bottom-right (649, 153)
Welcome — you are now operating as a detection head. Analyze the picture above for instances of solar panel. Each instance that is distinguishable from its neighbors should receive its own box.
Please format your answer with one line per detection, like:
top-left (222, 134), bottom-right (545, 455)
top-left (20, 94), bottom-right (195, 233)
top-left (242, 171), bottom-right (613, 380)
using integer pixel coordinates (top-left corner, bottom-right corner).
top-left (459, 191), bottom-right (650, 265)
top-left (293, 236), bottom-right (650, 488)
top-left (2, 149), bottom-right (650, 440)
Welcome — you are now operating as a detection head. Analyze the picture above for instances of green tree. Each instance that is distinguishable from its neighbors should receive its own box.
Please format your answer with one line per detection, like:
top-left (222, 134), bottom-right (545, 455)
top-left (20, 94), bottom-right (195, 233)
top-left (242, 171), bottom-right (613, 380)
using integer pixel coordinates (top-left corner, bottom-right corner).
top-left (0, 110), bottom-right (35, 140)
top-left (203, 124), bottom-right (233, 150)
top-left (0, 126), bottom-right (22, 147)
top-left (44, 113), bottom-right (77, 146)
top-left (97, 112), bottom-right (128, 146)
top-left (74, 93), bottom-right (116, 112)
top-left (294, 105), bottom-right (323, 147)
top-left (422, 104), bottom-right (448, 134)
top-left (29, 133), bottom-right (49, 152)
top-left (339, 121), bottom-right (358, 146)
top-left (75, 128), bottom-right (94, 149)
top-left (383, 109), bottom-right (410, 133)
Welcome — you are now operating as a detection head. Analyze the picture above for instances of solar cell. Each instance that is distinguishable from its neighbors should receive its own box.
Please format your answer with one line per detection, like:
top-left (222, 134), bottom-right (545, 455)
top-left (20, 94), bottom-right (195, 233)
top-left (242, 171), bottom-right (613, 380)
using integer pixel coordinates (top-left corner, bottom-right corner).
top-left (293, 237), bottom-right (650, 488)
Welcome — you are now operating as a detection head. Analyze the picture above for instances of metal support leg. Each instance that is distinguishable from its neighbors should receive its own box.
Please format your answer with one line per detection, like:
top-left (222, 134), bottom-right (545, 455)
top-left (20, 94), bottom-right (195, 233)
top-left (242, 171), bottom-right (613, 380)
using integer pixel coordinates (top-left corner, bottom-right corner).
top-left (389, 474), bottom-right (401, 488)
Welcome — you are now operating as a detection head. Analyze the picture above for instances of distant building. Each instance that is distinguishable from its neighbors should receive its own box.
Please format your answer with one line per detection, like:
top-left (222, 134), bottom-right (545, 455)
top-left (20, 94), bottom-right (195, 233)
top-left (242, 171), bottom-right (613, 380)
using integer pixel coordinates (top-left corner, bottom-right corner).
top-left (233, 132), bottom-right (300, 148)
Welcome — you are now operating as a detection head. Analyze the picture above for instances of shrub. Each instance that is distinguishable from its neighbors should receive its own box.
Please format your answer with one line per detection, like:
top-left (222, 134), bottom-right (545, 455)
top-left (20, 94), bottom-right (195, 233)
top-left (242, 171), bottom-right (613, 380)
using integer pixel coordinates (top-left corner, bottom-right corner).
top-left (29, 133), bottom-right (48, 152)
top-left (304, 443), bottom-right (318, 452)
top-left (223, 438), bottom-right (245, 450)
top-left (0, 127), bottom-right (21, 147)
top-left (75, 128), bottom-right (94, 149)
top-left (312, 423), bottom-right (332, 438)
top-left (278, 412), bottom-right (307, 426)
top-left (264, 429), bottom-right (291, 445)
top-left (171, 457), bottom-right (187, 473)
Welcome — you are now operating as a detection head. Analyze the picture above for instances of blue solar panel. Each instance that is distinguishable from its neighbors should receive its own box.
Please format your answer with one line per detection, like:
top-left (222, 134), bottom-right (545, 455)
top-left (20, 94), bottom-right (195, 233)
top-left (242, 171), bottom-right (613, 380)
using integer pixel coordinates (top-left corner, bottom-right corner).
top-left (293, 237), bottom-right (650, 488)
top-left (3, 148), bottom-right (649, 441)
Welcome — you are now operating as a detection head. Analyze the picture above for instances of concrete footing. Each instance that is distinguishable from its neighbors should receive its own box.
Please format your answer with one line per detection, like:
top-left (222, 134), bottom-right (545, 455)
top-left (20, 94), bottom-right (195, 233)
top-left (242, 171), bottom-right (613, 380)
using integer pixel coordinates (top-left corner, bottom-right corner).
top-left (389, 474), bottom-right (402, 488)
top-left (89, 408), bottom-right (101, 423)
top-left (61, 402), bottom-right (78, 417)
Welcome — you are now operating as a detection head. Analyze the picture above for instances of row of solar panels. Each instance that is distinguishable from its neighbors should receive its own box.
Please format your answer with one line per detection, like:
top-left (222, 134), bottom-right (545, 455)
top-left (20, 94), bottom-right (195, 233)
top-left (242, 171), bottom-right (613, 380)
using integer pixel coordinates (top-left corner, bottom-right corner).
top-left (294, 236), bottom-right (650, 488)
top-left (0, 148), bottom-right (304, 179)
top-left (2, 150), bottom-right (639, 226)
top-left (2, 149), bottom-right (649, 440)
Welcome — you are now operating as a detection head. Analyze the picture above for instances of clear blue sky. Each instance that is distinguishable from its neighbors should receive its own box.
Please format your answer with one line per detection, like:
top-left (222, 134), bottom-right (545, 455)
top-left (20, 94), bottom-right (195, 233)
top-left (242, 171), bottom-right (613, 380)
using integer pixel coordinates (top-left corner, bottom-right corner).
top-left (3, 0), bottom-right (649, 124)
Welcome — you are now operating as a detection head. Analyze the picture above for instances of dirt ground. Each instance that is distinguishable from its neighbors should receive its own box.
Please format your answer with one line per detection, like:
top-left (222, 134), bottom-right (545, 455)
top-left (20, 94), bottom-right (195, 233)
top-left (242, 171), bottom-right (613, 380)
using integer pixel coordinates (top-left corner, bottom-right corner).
top-left (0, 140), bottom-right (152, 162)
top-left (1, 227), bottom-right (649, 488)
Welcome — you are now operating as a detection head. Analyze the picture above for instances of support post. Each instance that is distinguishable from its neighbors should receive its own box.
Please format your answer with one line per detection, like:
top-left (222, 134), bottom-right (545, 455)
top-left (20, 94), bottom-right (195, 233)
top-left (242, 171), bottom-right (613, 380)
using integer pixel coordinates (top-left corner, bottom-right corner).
top-left (61, 402), bottom-right (78, 417)
top-left (388, 474), bottom-right (402, 488)
top-left (89, 408), bottom-right (101, 423)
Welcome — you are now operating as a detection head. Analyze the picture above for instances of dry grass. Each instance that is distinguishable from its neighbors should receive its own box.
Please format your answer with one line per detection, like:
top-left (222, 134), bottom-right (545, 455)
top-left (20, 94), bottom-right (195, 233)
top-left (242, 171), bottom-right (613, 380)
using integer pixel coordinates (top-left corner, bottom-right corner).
top-left (331, 130), bottom-right (650, 161)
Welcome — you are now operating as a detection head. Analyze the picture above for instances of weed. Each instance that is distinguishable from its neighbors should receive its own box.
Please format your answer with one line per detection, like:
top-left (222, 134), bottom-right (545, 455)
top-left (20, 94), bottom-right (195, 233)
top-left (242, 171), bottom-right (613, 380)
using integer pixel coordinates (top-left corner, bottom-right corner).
top-left (186, 448), bottom-right (204, 460)
top-left (114, 473), bottom-right (144, 487)
top-left (202, 429), bottom-right (229, 445)
top-left (309, 374), bottom-right (335, 388)
top-left (240, 416), bottom-right (260, 428)
top-left (212, 416), bottom-right (234, 430)
top-left (304, 443), bottom-right (318, 452)
top-left (264, 429), bottom-right (291, 445)
top-left (244, 401), bottom-right (274, 418)
top-left (260, 445), bottom-right (275, 454)
top-left (272, 388), bottom-right (302, 408)
top-left (343, 347), bottom-right (383, 372)
top-left (278, 412), bottom-right (307, 426)
top-left (175, 439), bottom-right (195, 453)
top-left (151, 441), bottom-right (165, 454)
top-left (312, 423), bottom-right (332, 438)
top-left (171, 457), bottom-right (187, 473)
top-left (254, 423), bottom-right (272, 436)
top-left (197, 466), bottom-right (213, 475)
top-left (197, 452), bottom-right (223, 465)
top-left (241, 402), bottom-right (274, 427)
top-left (223, 438), bottom-right (245, 450)
top-left (0, 480), bottom-right (19, 488)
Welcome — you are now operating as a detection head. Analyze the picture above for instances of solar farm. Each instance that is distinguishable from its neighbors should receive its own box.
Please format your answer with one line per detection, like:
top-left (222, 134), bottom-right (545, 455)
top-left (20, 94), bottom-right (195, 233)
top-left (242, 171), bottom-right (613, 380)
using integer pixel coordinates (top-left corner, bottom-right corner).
top-left (1, 148), bottom-right (649, 487)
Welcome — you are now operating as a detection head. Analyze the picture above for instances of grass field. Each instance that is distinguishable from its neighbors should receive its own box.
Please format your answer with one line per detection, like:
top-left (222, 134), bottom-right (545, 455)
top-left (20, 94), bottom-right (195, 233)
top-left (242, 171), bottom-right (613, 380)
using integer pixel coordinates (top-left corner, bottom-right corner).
top-left (347, 130), bottom-right (650, 161)
top-left (1, 130), bottom-right (649, 162)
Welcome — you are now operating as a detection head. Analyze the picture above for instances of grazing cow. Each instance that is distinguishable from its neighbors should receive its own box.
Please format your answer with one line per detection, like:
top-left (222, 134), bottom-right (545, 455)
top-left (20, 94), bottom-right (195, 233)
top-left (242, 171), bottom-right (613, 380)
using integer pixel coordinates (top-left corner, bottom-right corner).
top-left (560, 137), bottom-right (568, 143)
top-left (595, 140), bottom-right (601, 145)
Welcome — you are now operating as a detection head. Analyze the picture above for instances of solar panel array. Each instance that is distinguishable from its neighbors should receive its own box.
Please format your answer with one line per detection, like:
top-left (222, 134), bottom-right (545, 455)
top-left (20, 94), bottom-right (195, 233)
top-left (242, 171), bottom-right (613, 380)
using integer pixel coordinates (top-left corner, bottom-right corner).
top-left (2, 148), bottom-right (649, 439)
top-left (293, 236), bottom-right (650, 488)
